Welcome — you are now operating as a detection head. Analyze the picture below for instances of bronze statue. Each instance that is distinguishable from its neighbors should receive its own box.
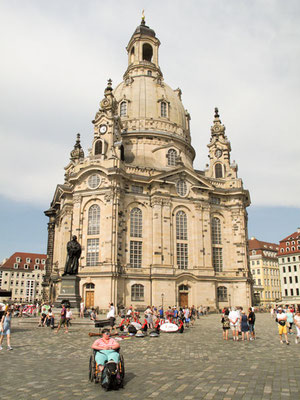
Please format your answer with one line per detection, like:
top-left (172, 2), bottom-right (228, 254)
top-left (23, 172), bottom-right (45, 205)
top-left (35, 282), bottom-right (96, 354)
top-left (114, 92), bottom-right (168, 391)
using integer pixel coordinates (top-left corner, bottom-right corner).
top-left (62, 235), bottom-right (81, 276)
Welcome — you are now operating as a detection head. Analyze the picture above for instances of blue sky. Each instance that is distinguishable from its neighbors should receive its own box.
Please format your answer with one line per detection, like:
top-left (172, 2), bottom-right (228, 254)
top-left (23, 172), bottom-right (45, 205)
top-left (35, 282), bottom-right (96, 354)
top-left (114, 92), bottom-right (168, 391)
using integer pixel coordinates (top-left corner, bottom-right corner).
top-left (0, 0), bottom-right (299, 261)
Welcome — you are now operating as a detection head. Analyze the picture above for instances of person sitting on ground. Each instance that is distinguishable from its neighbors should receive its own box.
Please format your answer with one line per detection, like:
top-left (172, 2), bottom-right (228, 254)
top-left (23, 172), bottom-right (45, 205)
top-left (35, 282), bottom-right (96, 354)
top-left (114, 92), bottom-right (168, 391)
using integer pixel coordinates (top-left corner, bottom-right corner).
top-left (90, 308), bottom-right (97, 321)
top-left (92, 328), bottom-right (120, 374)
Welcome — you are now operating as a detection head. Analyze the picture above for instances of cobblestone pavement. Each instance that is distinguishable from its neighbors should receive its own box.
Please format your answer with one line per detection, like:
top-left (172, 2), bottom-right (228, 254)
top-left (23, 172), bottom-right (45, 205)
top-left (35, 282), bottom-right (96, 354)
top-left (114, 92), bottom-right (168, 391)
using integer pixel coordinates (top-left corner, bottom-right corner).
top-left (1, 313), bottom-right (300, 400)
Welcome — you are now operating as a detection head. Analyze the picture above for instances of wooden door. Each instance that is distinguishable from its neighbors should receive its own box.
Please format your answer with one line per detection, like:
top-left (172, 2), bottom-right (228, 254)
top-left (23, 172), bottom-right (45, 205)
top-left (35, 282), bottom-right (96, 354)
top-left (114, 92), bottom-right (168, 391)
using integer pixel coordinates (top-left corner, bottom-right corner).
top-left (179, 293), bottom-right (188, 307)
top-left (85, 291), bottom-right (94, 308)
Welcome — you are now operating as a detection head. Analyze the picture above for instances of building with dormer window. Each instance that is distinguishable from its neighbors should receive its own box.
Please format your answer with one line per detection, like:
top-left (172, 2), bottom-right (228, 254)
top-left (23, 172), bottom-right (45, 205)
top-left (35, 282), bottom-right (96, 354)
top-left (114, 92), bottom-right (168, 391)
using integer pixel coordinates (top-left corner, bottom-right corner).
top-left (44, 18), bottom-right (251, 311)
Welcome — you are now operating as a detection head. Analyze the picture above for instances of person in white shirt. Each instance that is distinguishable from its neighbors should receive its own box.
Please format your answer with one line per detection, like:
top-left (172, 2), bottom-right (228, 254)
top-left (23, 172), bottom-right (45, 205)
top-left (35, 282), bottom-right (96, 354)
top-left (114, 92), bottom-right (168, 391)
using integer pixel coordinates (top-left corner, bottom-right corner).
top-left (65, 307), bottom-right (73, 333)
top-left (107, 302), bottom-right (117, 334)
top-left (276, 308), bottom-right (289, 345)
top-left (229, 307), bottom-right (240, 341)
top-left (293, 309), bottom-right (300, 344)
top-left (80, 300), bottom-right (85, 318)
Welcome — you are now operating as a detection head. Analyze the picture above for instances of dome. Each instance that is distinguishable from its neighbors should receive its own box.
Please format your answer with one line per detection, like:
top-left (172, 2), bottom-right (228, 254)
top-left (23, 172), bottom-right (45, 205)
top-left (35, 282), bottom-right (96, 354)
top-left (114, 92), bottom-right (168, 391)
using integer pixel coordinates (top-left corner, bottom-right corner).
top-left (113, 75), bottom-right (188, 139)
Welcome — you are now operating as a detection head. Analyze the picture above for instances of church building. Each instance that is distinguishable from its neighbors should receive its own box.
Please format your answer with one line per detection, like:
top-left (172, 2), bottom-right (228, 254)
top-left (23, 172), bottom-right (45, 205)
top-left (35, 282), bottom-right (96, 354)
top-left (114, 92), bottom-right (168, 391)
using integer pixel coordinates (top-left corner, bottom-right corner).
top-left (43, 18), bottom-right (252, 311)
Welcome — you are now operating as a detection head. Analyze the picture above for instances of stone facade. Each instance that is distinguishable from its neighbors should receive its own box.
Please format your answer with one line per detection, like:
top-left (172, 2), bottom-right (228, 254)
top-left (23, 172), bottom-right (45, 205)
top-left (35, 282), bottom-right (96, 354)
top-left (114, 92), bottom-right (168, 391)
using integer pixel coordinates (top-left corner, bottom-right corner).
top-left (248, 237), bottom-right (281, 307)
top-left (278, 228), bottom-right (300, 306)
top-left (44, 18), bottom-right (252, 312)
top-left (0, 252), bottom-right (46, 302)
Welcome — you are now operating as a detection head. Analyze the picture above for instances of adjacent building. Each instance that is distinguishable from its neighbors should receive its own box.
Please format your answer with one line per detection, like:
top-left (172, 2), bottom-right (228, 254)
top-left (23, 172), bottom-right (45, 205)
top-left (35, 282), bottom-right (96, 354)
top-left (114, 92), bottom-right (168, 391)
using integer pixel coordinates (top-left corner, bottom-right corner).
top-left (0, 252), bottom-right (46, 303)
top-left (248, 238), bottom-right (281, 307)
top-left (44, 18), bottom-right (252, 311)
top-left (278, 228), bottom-right (300, 306)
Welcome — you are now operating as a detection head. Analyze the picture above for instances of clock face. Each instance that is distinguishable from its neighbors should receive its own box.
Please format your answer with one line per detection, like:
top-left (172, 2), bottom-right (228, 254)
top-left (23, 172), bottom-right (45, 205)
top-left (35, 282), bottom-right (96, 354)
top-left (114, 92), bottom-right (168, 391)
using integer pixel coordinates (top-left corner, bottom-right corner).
top-left (99, 124), bottom-right (107, 134)
top-left (215, 149), bottom-right (222, 158)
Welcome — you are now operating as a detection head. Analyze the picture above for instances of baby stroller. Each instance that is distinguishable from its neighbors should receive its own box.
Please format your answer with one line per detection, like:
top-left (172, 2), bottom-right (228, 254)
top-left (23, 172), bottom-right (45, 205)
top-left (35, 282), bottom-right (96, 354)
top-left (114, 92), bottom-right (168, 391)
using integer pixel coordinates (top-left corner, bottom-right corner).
top-left (89, 349), bottom-right (125, 391)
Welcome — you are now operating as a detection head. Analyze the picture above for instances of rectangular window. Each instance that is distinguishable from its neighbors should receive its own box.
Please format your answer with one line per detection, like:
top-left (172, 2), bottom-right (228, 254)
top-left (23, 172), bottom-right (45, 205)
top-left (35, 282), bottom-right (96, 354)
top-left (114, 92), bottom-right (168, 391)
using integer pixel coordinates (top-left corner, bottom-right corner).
top-left (177, 243), bottom-right (188, 270)
top-left (212, 247), bottom-right (222, 272)
top-left (289, 276), bottom-right (292, 283)
top-left (26, 258), bottom-right (31, 263)
top-left (257, 269), bottom-right (260, 274)
top-left (288, 266), bottom-right (291, 272)
top-left (130, 241), bottom-right (142, 268)
top-left (256, 261), bottom-right (259, 265)
top-left (297, 288), bottom-right (299, 296)
top-left (294, 265), bottom-right (297, 272)
top-left (14, 264), bottom-right (18, 269)
top-left (285, 289), bottom-right (288, 296)
top-left (284, 277), bottom-right (287, 284)
top-left (131, 185), bottom-right (143, 194)
top-left (283, 266), bottom-right (286, 273)
top-left (258, 279), bottom-right (261, 285)
top-left (131, 284), bottom-right (144, 301)
top-left (252, 261), bottom-right (255, 265)
top-left (295, 276), bottom-right (298, 283)
top-left (291, 289), bottom-right (294, 296)
top-left (86, 239), bottom-right (99, 266)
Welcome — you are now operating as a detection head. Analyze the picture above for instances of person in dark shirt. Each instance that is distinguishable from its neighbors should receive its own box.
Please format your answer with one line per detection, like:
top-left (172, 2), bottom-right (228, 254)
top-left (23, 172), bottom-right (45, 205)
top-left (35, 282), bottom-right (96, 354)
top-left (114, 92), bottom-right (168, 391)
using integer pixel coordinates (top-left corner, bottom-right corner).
top-left (248, 308), bottom-right (256, 340)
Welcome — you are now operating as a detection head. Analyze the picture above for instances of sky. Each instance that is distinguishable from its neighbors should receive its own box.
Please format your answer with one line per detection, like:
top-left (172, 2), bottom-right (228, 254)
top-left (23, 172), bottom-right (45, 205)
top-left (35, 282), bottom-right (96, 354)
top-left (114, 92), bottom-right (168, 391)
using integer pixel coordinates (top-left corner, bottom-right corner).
top-left (0, 0), bottom-right (299, 261)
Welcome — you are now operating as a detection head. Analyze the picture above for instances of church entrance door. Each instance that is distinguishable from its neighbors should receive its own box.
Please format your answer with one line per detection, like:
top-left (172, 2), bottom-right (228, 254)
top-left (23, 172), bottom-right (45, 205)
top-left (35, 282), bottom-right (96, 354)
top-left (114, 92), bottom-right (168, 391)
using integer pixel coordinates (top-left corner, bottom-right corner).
top-left (179, 293), bottom-right (188, 307)
top-left (86, 291), bottom-right (94, 308)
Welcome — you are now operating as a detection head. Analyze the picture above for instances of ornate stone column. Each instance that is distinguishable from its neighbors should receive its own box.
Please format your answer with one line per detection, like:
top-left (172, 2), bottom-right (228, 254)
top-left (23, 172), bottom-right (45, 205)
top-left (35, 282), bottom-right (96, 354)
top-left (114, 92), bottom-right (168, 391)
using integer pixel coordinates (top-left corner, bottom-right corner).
top-left (42, 207), bottom-right (57, 302)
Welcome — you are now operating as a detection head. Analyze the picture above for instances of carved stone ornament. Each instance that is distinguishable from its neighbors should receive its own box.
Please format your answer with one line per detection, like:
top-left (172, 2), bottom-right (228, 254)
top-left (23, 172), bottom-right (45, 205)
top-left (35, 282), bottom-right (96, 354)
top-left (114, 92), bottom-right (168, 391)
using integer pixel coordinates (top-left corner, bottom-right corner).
top-left (211, 107), bottom-right (225, 136)
top-left (70, 133), bottom-right (85, 161)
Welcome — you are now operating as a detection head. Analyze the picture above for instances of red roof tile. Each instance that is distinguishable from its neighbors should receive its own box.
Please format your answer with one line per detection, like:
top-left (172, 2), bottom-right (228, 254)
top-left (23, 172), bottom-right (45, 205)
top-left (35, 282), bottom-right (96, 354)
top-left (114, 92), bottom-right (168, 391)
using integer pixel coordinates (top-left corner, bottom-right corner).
top-left (0, 252), bottom-right (47, 271)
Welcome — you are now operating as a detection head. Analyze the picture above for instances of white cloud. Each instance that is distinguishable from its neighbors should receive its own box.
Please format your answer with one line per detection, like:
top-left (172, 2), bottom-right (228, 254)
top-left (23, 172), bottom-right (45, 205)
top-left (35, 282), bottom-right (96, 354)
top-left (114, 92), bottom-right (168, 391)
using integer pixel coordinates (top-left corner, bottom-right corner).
top-left (0, 0), bottom-right (299, 207)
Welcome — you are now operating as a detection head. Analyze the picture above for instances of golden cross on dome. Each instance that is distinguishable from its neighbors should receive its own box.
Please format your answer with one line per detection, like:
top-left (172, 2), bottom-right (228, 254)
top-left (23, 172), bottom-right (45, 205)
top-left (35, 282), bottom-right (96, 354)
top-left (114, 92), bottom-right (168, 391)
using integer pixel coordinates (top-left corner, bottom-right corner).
top-left (142, 9), bottom-right (145, 23)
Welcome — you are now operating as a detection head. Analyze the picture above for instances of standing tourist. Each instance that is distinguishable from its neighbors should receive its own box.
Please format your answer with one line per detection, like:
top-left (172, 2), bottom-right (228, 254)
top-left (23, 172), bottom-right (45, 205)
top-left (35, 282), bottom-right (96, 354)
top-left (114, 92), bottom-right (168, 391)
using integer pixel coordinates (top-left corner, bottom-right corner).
top-left (55, 304), bottom-right (67, 333)
top-left (229, 307), bottom-right (240, 341)
top-left (80, 299), bottom-right (85, 318)
top-left (276, 308), bottom-right (289, 345)
top-left (107, 302), bottom-right (117, 334)
top-left (293, 309), bottom-right (300, 344)
top-left (0, 309), bottom-right (13, 350)
top-left (286, 307), bottom-right (294, 335)
top-left (240, 310), bottom-right (250, 341)
top-left (65, 307), bottom-right (73, 333)
top-left (248, 307), bottom-right (256, 340)
top-left (221, 308), bottom-right (230, 340)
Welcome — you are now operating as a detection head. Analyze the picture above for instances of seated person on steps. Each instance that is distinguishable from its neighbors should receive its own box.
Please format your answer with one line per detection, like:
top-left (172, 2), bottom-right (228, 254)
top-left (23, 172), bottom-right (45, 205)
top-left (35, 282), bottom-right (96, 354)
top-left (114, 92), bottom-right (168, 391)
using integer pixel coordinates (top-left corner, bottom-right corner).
top-left (91, 328), bottom-right (120, 373)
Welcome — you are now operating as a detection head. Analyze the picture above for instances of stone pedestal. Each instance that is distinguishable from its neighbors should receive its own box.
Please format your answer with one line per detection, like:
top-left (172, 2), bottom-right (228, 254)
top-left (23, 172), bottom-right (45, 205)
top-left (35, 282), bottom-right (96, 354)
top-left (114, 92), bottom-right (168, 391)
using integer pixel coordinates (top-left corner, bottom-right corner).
top-left (54, 275), bottom-right (81, 314)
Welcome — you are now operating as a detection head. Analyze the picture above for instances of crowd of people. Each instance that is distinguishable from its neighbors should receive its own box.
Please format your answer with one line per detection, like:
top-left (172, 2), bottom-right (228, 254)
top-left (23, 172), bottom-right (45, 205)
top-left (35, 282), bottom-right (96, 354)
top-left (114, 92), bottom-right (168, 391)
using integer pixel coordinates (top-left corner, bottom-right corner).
top-left (221, 307), bottom-right (256, 341)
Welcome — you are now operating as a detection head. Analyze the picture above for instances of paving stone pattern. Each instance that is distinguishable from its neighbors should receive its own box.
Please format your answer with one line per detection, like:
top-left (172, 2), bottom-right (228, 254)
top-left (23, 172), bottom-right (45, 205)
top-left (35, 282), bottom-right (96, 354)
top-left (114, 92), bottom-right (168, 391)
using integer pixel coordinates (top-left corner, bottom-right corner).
top-left (0, 313), bottom-right (299, 399)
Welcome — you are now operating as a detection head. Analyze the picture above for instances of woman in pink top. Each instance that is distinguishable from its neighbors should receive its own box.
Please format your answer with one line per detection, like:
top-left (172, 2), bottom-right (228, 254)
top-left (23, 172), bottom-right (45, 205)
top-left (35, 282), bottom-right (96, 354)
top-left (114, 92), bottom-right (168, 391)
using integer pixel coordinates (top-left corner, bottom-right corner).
top-left (92, 328), bottom-right (120, 372)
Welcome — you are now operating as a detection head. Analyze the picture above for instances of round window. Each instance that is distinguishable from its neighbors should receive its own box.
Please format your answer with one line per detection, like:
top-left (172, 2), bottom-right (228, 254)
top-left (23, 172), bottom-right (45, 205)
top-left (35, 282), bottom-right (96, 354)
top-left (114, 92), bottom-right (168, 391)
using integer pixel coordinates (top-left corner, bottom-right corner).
top-left (88, 174), bottom-right (101, 189)
top-left (176, 180), bottom-right (188, 197)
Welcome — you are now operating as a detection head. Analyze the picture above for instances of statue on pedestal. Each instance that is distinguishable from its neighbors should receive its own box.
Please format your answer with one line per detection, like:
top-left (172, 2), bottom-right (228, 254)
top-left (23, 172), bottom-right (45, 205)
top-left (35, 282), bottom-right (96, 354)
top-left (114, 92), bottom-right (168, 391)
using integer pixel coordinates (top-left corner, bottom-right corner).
top-left (62, 235), bottom-right (81, 276)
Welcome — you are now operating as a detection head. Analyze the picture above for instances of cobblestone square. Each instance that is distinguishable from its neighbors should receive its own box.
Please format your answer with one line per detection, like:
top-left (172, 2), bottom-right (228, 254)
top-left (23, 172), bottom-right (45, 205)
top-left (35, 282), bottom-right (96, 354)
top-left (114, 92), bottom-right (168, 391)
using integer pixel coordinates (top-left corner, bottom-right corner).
top-left (1, 313), bottom-right (299, 399)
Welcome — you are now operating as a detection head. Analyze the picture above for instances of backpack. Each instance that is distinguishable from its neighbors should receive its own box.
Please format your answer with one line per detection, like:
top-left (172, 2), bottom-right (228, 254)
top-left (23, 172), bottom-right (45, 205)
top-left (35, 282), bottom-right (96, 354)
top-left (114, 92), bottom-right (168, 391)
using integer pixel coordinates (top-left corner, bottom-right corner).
top-left (223, 316), bottom-right (230, 328)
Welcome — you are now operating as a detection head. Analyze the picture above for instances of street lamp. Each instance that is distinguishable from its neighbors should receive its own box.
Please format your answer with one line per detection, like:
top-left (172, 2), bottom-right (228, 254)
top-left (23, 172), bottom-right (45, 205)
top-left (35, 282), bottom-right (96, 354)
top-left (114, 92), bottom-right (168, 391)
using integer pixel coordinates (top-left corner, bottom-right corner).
top-left (228, 294), bottom-right (231, 309)
top-left (161, 293), bottom-right (164, 310)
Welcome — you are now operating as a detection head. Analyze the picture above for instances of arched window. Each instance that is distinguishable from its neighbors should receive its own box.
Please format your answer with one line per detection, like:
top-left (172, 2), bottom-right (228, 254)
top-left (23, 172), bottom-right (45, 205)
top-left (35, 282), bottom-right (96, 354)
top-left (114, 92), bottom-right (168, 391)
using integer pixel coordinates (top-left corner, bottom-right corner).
top-left (167, 149), bottom-right (177, 166)
top-left (130, 46), bottom-right (135, 63)
top-left (88, 205), bottom-right (100, 235)
top-left (212, 216), bottom-right (222, 272)
top-left (120, 101), bottom-right (127, 117)
top-left (130, 208), bottom-right (143, 268)
top-left (217, 286), bottom-right (227, 301)
top-left (142, 43), bottom-right (153, 61)
top-left (179, 284), bottom-right (188, 291)
top-left (176, 210), bottom-right (188, 270)
top-left (131, 284), bottom-right (144, 301)
top-left (215, 163), bottom-right (223, 178)
top-left (161, 101), bottom-right (167, 117)
top-left (130, 208), bottom-right (142, 238)
top-left (94, 140), bottom-right (103, 155)
top-left (176, 211), bottom-right (187, 240)
top-left (212, 217), bottom-right (221, 244)
top-left (86, 283), bottom-right (95, 289)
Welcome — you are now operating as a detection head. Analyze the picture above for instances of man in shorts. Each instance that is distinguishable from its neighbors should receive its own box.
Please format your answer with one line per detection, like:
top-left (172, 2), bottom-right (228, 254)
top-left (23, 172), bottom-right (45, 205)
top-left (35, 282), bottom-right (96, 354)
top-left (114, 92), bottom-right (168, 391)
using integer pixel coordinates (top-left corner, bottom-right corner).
top-left (107, 302), bottom-right (117, 334)
top-left (229, 307), bottom-right (240, 341)
top-left (276, 308), bottom-right (289, 345)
